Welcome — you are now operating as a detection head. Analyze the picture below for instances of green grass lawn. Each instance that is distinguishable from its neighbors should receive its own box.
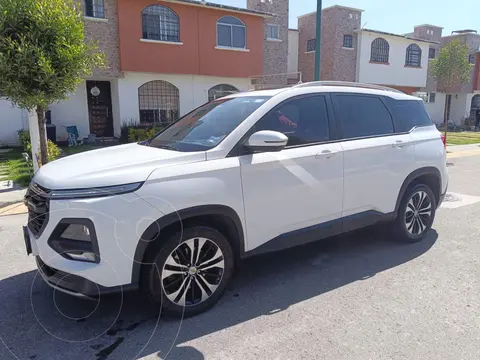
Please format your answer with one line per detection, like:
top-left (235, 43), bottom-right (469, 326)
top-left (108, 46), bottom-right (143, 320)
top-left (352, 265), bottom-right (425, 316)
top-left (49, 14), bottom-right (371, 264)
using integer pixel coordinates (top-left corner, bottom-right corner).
top-left (445, 131), bottom-right (480, 145)
top-left (0, 145), bottom-right (106, 187)
top-left (0, 149), bottom-right (33, 187)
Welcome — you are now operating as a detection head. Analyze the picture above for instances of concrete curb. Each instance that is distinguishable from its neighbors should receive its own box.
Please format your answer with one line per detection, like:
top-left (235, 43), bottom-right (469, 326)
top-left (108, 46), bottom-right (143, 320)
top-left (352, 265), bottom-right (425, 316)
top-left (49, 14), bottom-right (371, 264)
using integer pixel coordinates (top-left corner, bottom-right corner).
top-left (0, 202), bottom-right (27, 216)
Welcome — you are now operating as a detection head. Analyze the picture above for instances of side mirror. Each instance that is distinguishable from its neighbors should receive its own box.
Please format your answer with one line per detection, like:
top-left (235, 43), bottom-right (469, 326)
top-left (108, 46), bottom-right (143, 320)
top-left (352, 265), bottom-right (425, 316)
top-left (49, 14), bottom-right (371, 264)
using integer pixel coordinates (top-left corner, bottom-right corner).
top-left (245, 130), bottom-right (288, 153)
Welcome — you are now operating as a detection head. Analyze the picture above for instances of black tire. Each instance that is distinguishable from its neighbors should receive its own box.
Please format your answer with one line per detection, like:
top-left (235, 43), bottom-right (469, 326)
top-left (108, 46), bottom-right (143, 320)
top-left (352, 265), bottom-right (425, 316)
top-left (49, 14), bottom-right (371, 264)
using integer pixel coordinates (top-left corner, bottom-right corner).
top-left (141, 225), bottom-right (234, 318)
top-left (393, 184), bottom-right (437, 243)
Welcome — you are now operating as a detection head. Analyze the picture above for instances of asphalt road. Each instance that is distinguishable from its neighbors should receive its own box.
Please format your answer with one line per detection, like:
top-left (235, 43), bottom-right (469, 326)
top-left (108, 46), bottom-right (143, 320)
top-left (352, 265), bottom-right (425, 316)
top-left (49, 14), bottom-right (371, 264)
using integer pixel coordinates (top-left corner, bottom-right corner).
top-left (0, 156), bottom-right (479, 360)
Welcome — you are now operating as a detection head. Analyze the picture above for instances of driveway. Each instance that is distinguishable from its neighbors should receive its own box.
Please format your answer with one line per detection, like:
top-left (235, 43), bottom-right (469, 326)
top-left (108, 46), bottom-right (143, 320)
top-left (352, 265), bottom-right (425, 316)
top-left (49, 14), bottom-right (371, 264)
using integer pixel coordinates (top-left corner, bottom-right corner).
top-left (0, 155), bottom-right (479, 360)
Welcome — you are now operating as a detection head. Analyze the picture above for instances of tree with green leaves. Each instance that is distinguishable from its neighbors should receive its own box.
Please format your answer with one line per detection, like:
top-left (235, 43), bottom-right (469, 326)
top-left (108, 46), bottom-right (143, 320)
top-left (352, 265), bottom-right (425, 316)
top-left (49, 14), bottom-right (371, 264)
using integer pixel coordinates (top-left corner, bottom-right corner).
top-left (429, 40), bottom-right (471, 134)
top-left (0, 0), bottom-right (105, 166)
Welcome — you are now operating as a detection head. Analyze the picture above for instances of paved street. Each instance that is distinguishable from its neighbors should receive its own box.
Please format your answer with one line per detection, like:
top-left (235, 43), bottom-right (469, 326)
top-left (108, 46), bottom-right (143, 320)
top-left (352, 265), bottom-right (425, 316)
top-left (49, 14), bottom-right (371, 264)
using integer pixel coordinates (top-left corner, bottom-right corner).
top-left (0, 155), bottom-right (479, 360)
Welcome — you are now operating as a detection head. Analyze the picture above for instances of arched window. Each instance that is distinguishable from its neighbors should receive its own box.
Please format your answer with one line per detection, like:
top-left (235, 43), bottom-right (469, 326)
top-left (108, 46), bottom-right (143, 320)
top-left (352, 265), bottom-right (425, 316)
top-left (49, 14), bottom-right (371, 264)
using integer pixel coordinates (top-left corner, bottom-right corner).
top-left (208, 84), bottom-right (239, 102)
top-left (138, 81), bottom-right (179, 124)
top-left (370, 38), bottom-right (390, 63)
top-left (217, 16), bottom-right (246, 49)
top-left (142, 5), bottom-right (179, 42)
top-left (406, 44), bottom-right (422, 67)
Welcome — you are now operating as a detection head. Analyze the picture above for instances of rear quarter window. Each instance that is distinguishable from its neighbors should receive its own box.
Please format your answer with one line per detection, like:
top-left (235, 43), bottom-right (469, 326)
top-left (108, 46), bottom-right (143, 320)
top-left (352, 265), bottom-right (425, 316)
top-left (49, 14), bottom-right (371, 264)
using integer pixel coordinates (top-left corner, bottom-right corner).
top-left (393, 100), bottom-right (432, 133)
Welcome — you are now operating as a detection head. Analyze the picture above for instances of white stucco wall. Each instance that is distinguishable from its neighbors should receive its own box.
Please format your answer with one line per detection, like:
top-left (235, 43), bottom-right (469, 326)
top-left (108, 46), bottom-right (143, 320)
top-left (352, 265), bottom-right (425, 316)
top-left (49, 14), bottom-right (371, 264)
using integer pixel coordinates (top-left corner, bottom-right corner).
top-left (424, 93), bottom-right (446, 125)
top-left (117, 73), bottom-right (251, 126)
top-left (356, 31), bottom-right (430, 88)
top-left (288, 30), bottom-right (299, 78)
top-left (49, 82), bottom-right (89, 142)
top-left (0, 99), bottom-right (29, 146)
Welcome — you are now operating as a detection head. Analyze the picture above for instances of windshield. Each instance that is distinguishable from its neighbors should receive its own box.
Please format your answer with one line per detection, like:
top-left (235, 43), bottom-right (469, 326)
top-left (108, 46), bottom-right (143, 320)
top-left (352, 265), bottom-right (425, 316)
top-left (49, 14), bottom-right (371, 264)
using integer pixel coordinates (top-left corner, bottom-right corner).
top-left (146, 96), bottom-right (271, 152)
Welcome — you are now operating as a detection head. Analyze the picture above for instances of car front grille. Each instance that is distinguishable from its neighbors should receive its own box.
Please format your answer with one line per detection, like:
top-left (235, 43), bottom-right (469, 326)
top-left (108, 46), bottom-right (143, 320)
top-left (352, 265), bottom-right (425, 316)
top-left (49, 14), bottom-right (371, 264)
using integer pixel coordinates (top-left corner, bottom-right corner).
top-left (25, 183), bottom-right (50, 237)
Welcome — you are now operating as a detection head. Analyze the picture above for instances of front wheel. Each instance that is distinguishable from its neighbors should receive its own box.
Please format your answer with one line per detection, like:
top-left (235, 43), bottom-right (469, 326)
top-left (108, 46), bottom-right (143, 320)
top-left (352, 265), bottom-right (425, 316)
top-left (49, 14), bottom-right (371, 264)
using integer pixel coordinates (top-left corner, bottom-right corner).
top-left (393, 184), bottom-right (436, 243)
top-left (141, 226), bottom-right (234, 318)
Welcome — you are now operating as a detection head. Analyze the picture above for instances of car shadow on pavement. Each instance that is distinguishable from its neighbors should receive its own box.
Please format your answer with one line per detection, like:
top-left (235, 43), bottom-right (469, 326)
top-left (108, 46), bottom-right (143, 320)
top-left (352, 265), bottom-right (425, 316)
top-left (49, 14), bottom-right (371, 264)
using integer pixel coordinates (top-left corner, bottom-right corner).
top-left (0, 228), bottom-right (437, 360)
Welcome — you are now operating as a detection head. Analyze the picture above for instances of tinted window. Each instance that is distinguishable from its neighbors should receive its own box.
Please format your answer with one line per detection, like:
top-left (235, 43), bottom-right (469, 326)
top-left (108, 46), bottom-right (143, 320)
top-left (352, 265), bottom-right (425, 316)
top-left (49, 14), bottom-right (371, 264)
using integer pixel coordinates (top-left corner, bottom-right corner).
top-left (393, 100), bottom-right (432, 132)
top-left (253, 96), bottom-right (330, 146)
top-left (334, 95), bottom-right (394, 139)
top-left (147, 96), bottom-right (270, 152)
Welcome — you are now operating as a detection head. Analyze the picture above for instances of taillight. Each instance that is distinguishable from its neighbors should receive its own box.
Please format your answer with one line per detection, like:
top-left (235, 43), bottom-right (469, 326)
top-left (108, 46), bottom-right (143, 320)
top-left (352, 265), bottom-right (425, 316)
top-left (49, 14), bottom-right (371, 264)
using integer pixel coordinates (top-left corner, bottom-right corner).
top-left (440, 133), bottom-right (446, 148)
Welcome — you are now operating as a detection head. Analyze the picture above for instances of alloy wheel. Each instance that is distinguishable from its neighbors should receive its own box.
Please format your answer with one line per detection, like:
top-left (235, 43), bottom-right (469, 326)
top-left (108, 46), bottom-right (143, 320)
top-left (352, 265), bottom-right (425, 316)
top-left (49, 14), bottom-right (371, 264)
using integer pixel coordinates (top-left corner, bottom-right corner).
top-left (405, 190), bottom-right (432, 236)
top-left (161, 237), bottom-right (225, 307)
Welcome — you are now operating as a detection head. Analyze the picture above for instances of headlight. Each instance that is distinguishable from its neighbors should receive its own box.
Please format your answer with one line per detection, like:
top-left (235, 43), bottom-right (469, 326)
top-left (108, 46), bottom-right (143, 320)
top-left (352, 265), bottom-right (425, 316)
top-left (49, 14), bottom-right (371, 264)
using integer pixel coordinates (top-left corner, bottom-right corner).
top-left (49, 182), bottom-right (143, 200)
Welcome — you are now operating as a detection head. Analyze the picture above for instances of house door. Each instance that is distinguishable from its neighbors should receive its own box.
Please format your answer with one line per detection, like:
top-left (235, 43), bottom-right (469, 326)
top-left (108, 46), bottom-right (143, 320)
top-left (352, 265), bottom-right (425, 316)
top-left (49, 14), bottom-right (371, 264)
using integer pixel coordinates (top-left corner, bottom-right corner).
top-left (86, 81), bottom-right (113, 137)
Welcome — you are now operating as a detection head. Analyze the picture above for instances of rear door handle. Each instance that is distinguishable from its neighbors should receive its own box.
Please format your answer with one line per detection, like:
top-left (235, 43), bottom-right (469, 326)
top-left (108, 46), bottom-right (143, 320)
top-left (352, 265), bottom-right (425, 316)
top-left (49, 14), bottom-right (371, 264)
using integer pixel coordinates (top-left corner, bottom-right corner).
top-left (315, 150), bottom-right (337, 159)
top-left (392, 140), bottom-right (405, 148)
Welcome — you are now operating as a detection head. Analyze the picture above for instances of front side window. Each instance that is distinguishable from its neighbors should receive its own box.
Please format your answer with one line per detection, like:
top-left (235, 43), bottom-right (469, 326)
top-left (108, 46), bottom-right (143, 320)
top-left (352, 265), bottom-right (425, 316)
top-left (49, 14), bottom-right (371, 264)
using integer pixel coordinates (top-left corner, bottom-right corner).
top-left (370, 38), bottom-right (390, 63)
top-left (253, 95), bottom-right (330, 147)
top-left (142, 5), bottom-right (179, 42)
top-left (428, 47), bottom-right (436, 59)
top-left (429, 93), bottom-right (436, 103)
top-left (307, 38), bottom-right (316, 52)
top-left (343, 35), bottom-right (353, 48)
top-left (267, 24), bottom-right (280, 40)
top-left (217, 16), bottom-right (246, 49)
top-left (138, 80), bottom-right (179, 125)
top-left (406, 44), bottom-right (422, 67)
top-left (147, 96), bottom-right (270, 152)
top-left (469, 54), bottom-right (476, 64)
top-left (393, 100), bottom-right (432, 133)
top-left (333, 94), bottom-right (394, 139)
top-left (85, 0), bottom-right (105, 18)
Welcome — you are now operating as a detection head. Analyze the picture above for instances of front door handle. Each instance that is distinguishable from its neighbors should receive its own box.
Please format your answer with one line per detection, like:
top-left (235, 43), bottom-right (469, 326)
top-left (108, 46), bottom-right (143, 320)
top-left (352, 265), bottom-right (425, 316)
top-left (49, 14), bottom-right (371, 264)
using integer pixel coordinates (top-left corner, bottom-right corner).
top-left (315, 150), bottom-right (337, 159)
top-left (392, 140), bottom-right (405, 148)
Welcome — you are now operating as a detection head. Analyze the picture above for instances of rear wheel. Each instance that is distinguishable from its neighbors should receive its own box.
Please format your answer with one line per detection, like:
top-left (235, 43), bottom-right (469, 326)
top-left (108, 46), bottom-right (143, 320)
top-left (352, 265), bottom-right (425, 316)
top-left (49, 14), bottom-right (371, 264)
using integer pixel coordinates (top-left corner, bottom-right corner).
top-left (393, 184), bottom-right (436, 243)
top-left (141, 226), bottom-right (234, 317)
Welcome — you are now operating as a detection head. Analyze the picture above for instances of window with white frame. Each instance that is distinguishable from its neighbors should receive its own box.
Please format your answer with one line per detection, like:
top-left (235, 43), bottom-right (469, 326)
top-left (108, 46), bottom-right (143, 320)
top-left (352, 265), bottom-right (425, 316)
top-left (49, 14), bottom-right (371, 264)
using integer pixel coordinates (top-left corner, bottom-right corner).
top-left (429, 93), bottom-right (436, 103)
top-left (85, 0), bottom-right (105, 18)
top-left (307, 38), bottom-right (316, 52)
top-left (138, 81), bottom-right (179, 124)
top-left (267, 24), bottom-right (280, 40)
top-left (217, 16), bottom-right (246, 49)
top-left (370, 38), bottom-right (390, 63)
top-left (142, 5), bottom-right (180, 42)
top-left (469, 54), bottom-right (476, 64)
top-left (405, 44), bottom-right (422, 67)
top-left (343, 35), bottom-right (353, 48)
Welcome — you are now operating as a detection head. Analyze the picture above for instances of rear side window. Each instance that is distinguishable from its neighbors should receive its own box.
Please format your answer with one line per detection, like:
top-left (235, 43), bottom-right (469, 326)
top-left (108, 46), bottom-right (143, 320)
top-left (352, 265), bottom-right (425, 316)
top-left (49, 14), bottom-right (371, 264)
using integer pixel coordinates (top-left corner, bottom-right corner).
top-left (393, 100), bottom-right (432, 133)
top-left (333, 94), bottom-right (394, 139)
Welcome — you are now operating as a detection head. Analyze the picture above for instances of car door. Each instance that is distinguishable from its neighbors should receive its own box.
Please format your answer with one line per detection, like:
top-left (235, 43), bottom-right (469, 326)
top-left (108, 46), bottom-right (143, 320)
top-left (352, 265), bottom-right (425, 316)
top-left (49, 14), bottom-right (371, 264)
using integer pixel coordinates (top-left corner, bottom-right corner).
top-left (331, 93), bottom-right (415, 226)
top-left (238, 94), bottom-right (344, 253)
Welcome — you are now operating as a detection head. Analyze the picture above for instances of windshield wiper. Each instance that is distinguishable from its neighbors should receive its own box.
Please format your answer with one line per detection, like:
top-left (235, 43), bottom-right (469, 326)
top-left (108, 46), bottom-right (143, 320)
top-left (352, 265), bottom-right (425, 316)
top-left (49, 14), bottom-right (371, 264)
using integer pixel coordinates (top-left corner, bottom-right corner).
top-left (154, 144), bottom-right (177, 151)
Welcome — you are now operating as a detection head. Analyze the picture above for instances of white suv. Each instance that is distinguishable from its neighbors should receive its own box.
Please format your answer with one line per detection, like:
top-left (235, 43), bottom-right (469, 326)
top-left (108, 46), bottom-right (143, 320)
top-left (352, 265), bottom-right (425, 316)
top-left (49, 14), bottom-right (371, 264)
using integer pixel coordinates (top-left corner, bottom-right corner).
top-left (24, 82), bottom-right (448, 317)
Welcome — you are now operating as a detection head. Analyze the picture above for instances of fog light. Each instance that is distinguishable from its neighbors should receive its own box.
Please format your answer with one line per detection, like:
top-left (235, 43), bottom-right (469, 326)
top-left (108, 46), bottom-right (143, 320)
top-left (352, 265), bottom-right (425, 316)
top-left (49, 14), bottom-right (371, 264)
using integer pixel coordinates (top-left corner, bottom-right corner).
top-left (66, 252), bottom-right (97, 262)
top-left (48, 219), bottom-right (100, 264)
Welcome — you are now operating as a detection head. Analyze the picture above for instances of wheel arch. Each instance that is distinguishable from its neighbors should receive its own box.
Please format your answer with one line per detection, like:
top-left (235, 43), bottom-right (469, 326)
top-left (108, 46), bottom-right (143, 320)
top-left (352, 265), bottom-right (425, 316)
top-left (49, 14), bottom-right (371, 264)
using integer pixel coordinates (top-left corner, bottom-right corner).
top-left (131, 205), bottom-right (245, 284)
top-left (394, 167), bottom-right (442, 216)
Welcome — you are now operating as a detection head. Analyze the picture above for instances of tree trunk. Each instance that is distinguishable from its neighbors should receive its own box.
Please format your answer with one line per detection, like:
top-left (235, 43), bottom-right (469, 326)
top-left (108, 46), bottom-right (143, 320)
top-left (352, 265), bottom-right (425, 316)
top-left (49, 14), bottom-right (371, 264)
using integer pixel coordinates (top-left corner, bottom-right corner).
top-left (36, 106), bottom-right (48, 166)
top-left (444, 94), bottom-right (449, 143)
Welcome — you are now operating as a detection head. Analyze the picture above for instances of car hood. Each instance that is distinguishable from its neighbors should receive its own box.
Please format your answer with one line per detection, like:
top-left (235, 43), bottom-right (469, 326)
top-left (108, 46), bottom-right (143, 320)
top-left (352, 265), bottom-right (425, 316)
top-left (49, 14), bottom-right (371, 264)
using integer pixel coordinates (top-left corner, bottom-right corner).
top-left (34, 143), bottom-right (206, 190)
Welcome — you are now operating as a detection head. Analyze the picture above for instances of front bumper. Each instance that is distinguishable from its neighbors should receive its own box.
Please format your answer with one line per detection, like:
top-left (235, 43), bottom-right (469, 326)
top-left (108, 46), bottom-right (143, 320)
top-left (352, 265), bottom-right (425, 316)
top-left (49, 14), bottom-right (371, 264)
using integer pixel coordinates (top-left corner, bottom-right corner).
top-left (36, 256), bottom-right (137, 298)
top-left (25, 188), bottom-right (164, 289)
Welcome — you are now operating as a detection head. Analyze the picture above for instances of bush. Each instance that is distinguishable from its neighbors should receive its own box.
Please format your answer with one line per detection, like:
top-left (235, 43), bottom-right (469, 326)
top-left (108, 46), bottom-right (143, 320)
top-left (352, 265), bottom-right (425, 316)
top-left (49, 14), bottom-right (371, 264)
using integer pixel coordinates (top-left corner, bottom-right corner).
top-left (47, 140), bottom-right (61, 161)
top-left (120, 123), bottom-right (165, 143)
top-left (17, 130), bottom-right (60, 162)
top-left (17, 130), bottom-right (31, 152)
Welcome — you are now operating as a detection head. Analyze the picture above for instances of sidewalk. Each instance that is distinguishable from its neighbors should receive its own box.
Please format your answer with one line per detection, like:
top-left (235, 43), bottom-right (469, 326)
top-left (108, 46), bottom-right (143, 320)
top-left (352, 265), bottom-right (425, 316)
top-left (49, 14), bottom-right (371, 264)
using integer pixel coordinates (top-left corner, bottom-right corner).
top-left (0, 180), bottom-right (27, 216)
top-left (447, 144), bottom-right (480, 159)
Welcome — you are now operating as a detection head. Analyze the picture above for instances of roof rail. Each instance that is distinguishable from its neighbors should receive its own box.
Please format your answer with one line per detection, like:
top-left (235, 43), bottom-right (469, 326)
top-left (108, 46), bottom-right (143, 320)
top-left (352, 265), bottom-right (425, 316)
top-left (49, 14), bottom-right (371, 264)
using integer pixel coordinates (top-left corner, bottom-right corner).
top-left (293, 81), bottom-right (404, 94)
